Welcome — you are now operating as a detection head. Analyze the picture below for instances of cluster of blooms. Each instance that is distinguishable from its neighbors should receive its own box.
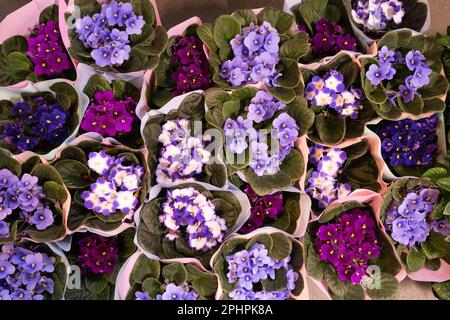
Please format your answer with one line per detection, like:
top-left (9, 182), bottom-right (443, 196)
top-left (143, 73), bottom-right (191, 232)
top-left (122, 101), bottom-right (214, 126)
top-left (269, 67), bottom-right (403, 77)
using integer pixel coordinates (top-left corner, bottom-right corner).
top-left (27, 20), bottom-right (71, 76)
top-left (80, 151), bottom-right (144, 216)
top-left (226, 243), bottom-right (298, 300)
top-left (0, 169), bottom-right (55, 238)
top-left (239, 185), bottom-right (283, 234)
top-left (306, 145), bottom-right (352, 209)
top-left (0, 244), bottom-right (56, 300)
top-left (170, 35), bottom-right (212, 95)
top-left (378, 114), bottom-right (438, 167)
top-left (315, 208), bottom-right (382, 284)
top-left (135, 283), bottom-right (198, 300)
top-left (385, 188), bottom-right (450, 246)
top-left (219, 22), bottom-right (282, 87)
top-left (159, 188), bottom-right (227, 251)
top-left (156, 119), bottom-right (211, 184)
top-left (224, 112), bottom-right (299, 176)
top-left (367, 46), bottom-right (432, 104)
top-left (2, 98), bottom-right (69, 152)
top-left (77, 235), bottom-right (119, 275)
top-left (298, 18), bottom-right (357, 57)
top-left (74, 0), bottom-right (145, 67)
top-left (246, 90), bottom-right (286, 123)
top-left (351, 0), bottom-right (405, 31)
top-left (304, 70), bottom-right (363, 119)
top-left (81, 91), bottom-right (137, 137)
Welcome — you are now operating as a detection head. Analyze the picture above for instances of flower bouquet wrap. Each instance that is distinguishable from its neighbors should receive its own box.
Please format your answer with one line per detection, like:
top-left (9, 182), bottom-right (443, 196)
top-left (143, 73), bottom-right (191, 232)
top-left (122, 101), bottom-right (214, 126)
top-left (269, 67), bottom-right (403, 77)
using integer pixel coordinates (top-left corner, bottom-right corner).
top-left (380, 175), bottom-right (450, 282)
top-left (135, 181), bottom-right (250, 267)
top-left (0, 149), bottom-right (69, 244)
top-left (211, 228), bottom-right (308, 300)
top-left (287, 0), bottom-right (371, 64)
top-left (144, 17), bottom-right (214, 110)
top-left (343, 0), bottom-right (430, 44)
top-left (0, 241), bottom-right (69, 300)
top-left (197, 7), bottom-right (310, 104)
top-left (0, 0), bottom-right (76, 86)
top-left (228, 174), bottom-right (308, 237)
top-left (52, 133), bottom-right (150, 236)
top-left (301, 52), bottom-right (375, 145)
top-left (63, 227), bottom-right (136, 300)
top-left (77, 63), bottom-right (143, 149)
top-left (115, 251), bottom-right (218, 300)
top-left (0, 79), bottom-right (86, 160)
top-left (300, 136), bottom-right (387, 217)
top-left (142, 92), bottom-right (228, 188)
top-left (368, 113), bottom-right (448, 178)
top-left (436, 29), bottom-right (450, 157)
top-left (205, 86), bottom-right (313, 195)
top-left (62, 0), bottom-right (168, 74)
top-left (304, 190), bottom-right (405, 300)
top-left (360, 30), bottom-right (448, 120)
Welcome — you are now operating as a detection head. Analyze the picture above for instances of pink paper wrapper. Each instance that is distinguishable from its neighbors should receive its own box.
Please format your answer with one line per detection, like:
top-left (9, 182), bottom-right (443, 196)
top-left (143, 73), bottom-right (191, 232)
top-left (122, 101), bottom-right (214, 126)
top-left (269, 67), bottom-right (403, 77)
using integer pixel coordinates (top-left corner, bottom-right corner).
top-left (137, 16), bottom-right (204, 118)
top-left (209, 227), bottom-right (310, 300)
top-left (59, 0), bottom-right (162, 72)
top-left (294, 135), bottom-right (388, 234)
top-left (114, 250), bottom-right (215, 300)
top-left (10, 152), bottom-right (70, 243)
top-left (306, 190), bottom-right (407, 300)
top-left (52, 132), bottom-right (150, 237)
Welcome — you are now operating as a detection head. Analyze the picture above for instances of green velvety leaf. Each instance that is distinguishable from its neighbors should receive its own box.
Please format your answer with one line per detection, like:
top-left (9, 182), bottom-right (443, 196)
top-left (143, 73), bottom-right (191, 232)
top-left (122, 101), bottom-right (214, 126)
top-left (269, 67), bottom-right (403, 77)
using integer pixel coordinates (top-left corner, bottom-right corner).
top-left (330, 285), bottom-right (365, 300)
top-left (279, 34), bottom-right (310, 61)
top-left (261, 267), bottom-right (287, 291)
top-left (437, 177), bottom-right (450, 191)
top-left (422, 98), bottom-right (446, 113)
top-left (2, 35), bottom-right (28, 56)
top-left (130, 255), bottom-right (160, 284)
top-left (222, 99), bottom-right (241, 119)
top-left (177, 92), bottom-right (205, 120)
top-left (84, 74), bottom-right (112, 98)
top-left (377, 32), bottom-right (398, 50)
top-left (324, 265), bottom-right (350, 297)
top-left (162, 263), bottom-right (188, 285)
top-left (419, 72), bottom-right (449, 99)
top-left (142, 278), bottom-right (163, 297)
top-left (267, 86), bottom-right (296, 104)
top-left (402, 1), bottom-right (428, 32)
top-left (192, 275), bottom-right (218, 298)
top-left (425, 258), bottom-right (441, 271)
top-left (131, 0), bottom-right (155, 27)
top-left (364, 79), bottom-right (388, 105)
top-left (0, 148), bottom-right (21, 176)
top-left (30, 163), bottom-right (64, 185)
top-left (43, 181), bottom-right (68, 203)
top-left (0, 100), bottom-right (14, 120)
top-left (112, 79), bottom-right (140, 102)
top-left (276, 58), bottom-right (301, 89)
top-left (257, 7), bottom-right (294, 34)
top-left (134, 25), bottom-right (168, 56)
top-left (396, 29), bottom-right (413, 48)
top-left (7, 51), bottom-right (32, 80)
top-left (319, 201), bottom-right (364, 223)
top-left (366, 273), bottom-right (400, 300)
top-left (268, 233), bottom-right (292, 261)
top-left (21, 156), bottom-right (42, 174)
top-left (246, 234), bottom-right (273, 252)
top-left (421, 232), bottom-right (450, 260)
top-left (60, 146), bottom-right (87, 164)
top-left (213, 15), bottom-right (241, 48)
top-left (197, 23), bottom-right (218, 53)
top-left (444, 203), bottom-right (450, 216)
top-left (422, 167), bottom-right (449, 181)
top-left (84, 273), bottom-right (108, 294)
top-left (406, 250), bottom-right (426, 272)
top-left (233, 9), bottom-right (257, 26)
top-left (314, 114), bottom-right (346, 145)
top-left (50, 82), bottom-right (79, 111)
top-left (39, 4), bottom-right (59, 23)
top-left (54, 159), bottom-right (91, 189)
top-left (432, 281), bottom-right (450, 300)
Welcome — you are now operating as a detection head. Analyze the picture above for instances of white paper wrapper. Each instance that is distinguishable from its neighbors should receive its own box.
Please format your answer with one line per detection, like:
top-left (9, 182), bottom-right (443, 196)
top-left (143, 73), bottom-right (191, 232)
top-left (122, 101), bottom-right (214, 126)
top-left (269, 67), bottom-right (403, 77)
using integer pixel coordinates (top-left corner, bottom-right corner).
top-left (114, 250), bottom-right (216, 300)
top-left (342, 0), bottom-right (431, 45)
top-left (209, 227), bottom-right (310, 300)
top-left (364, 112), bottom-right (448, 181)
top-left (0, 79), bottom-right (88, 161)
top-left (133, 180), bottom-right (251, 264)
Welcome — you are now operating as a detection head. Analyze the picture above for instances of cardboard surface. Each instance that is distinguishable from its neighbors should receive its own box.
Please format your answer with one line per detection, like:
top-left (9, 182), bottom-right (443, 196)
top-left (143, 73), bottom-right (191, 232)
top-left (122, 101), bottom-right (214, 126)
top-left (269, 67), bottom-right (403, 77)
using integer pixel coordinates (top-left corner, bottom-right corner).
top-left (0, 0), bottom-right (448, 300)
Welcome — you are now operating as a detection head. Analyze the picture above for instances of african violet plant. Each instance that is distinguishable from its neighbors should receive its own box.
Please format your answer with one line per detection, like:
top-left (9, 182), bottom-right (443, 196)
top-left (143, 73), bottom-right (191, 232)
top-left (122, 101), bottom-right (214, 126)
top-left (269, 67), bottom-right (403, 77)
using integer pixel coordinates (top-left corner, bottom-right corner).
top-left (0, 150), bottom-right (68, 244)
top-left (211, 231), bottom-right (304, 300)
top-left (64, 229), bottom-right (136, 300)
top-left (151, 23), bottom-right (213, 108)
top-left (80, 74), bottom-right (142, 149)
top-left (66, 0), bottom-right (168, 73)
top-left (0, 242), bottom-right (68, 300)
top-left (142, 92), bottom-right (227, 188)
top-left (381, 175), bottom-right (450, 276)
top-left (302, 53), bottom-right (375, 145)
top-left (205, 86), bottom-right (313, 195)
top-left (343, 0), bottom-right (429, 42)
top-left (136, 183), bottom-right (247, 267)
top-left (228, 175), bottom-right (301, 235)
top-left (126, 254), bottom-right (218, 300)
top-left (0, 81), bottom-right (82, 156)
top-left (304, 199), bottom-right (403, 300)
top-left (291, 0), bottom-right (368, 62)
top-left (305, 139), bottom-right (382, 212)
top-left (197, 7), bottom-right (310, 104)
top-left (373, 114), bottom-right (442, 177)
top-left (0, 4), bottom-right (75, 86)
top-left (361, 30), bottom-right (448, 120)
top-left (52, 139), bottom-right (149, 234)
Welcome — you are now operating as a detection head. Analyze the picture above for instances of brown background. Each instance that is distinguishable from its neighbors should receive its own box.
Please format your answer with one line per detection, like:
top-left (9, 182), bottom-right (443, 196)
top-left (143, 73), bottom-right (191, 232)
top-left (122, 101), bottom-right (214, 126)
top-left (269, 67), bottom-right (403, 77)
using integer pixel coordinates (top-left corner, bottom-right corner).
top-left (0, 0), bottom-right (448, 300)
